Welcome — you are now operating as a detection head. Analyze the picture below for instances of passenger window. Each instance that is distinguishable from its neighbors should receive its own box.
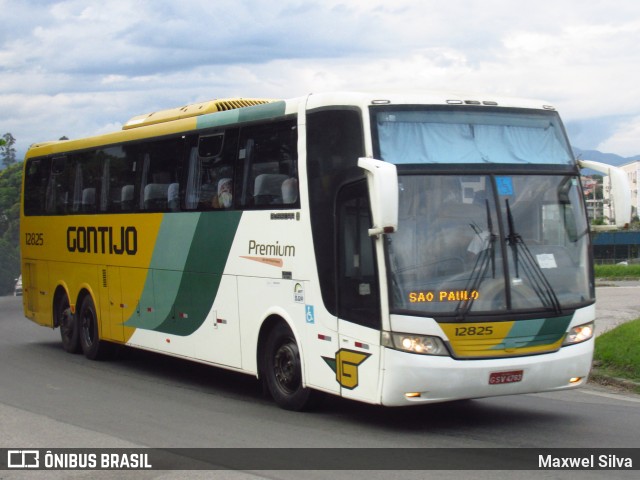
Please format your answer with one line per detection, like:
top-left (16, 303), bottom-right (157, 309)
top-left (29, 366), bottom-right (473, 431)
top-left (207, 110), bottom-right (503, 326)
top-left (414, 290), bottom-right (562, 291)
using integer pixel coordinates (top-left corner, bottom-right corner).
top-left (138, 139), bottom-right (183, 212)
top-left (71, 153), bottom-right (101, 214)
top-left (46, 156), bottom-right (74, 214)
top-left (98, 146), bottom-right (138, 213)
top-left (237, 120), bottom-right (299, 208)
top-left (185, 130), bottom-right (238, 210)
top-left (24, 158), bottom-right (51, 216)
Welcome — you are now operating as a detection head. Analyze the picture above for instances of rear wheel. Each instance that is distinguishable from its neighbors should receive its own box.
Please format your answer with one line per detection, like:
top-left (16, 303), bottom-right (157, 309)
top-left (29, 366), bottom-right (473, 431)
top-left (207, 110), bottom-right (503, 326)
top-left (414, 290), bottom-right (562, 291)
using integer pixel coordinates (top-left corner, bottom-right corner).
top-left (78, 295), bottom-right (111, 360)
top-left (56, 292), bottom-right (80, 353)
top-left (264, 323), bottom-right (318, 411)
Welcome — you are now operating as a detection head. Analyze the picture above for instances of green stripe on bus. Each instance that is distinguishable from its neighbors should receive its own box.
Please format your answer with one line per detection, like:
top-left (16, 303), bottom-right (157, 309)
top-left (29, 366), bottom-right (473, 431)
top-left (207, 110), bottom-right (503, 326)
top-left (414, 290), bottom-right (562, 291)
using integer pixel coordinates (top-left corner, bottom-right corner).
top-left (124, 211), bottom-right (242, 336)
top-left (153, 210), bottom-right (242, 336)
top-left (489, 314), bottom-right (572, 350)
top-left (518, 314), bottom-right (572, 348)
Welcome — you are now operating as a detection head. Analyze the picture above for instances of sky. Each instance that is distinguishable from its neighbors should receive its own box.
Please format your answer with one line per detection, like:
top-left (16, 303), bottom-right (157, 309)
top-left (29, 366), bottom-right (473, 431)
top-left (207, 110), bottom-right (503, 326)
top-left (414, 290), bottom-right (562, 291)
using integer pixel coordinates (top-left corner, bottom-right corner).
top-left (2, 0), bottom-right (640, 160)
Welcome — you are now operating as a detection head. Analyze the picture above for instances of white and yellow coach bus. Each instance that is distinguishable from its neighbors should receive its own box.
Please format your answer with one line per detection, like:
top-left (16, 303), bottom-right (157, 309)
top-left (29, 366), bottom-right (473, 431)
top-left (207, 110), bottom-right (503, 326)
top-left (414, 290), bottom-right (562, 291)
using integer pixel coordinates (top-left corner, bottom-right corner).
top-left (20, 92), bottom-right (629, 410)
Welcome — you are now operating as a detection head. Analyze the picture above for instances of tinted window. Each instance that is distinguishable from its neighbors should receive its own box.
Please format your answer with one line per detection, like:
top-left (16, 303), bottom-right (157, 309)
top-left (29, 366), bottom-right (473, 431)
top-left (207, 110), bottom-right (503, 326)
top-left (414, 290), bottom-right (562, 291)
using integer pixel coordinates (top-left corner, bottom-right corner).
top-left (185, 130), bottom-right (238, 210)
top-left (237, 120), bottom-right (299, 208)
top-left (306, 109), bottom-right (365, 316)
top-left (337, 180), bottom-right (381, 327)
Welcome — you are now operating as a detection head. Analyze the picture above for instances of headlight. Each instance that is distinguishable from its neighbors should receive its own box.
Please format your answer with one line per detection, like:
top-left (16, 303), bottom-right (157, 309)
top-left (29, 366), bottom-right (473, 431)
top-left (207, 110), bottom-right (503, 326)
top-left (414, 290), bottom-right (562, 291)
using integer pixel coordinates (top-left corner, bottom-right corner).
top-left (562, 322), bottom-right (595, 346)
top-left (382, 331), bottom-right (449, 356)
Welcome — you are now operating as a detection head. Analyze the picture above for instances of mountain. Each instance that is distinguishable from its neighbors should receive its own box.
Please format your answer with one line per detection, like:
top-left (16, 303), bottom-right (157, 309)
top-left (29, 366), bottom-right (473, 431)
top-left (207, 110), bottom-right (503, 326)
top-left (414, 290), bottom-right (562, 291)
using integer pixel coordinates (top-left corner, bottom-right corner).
top-left (572, 147), bottom-right (640, 167)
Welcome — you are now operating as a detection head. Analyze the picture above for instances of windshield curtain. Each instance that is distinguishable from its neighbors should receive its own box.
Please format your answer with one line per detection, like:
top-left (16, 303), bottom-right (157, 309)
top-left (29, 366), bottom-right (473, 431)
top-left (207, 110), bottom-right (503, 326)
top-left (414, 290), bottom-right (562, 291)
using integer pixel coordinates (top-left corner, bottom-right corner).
top-left (386, 174), bottom-right (592, 317)
top-left (376, 109), bottom-right (574, 165)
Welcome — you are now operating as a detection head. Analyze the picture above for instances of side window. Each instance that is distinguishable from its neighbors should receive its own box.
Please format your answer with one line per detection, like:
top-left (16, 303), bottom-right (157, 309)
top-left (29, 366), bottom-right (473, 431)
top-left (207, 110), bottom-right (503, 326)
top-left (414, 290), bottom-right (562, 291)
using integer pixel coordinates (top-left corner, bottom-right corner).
top-left (185, 129), bottom-right (238, 210)
top-left (24, 137), bottom-right (188, 216)
top-left (138, 138), bottom-right (183, 212)
top-left (337, 180), bottom-right (381, 328)
top-left (98, 146), bottom-right (138, 213)
top-left (24, 157), bottom-right (51, 216)
top-left (71, 152), bottom-right (101, 214)
top-left (45, 156), bottom-right (74, 214)
top-left (237, 120), bottom-right (298, 208)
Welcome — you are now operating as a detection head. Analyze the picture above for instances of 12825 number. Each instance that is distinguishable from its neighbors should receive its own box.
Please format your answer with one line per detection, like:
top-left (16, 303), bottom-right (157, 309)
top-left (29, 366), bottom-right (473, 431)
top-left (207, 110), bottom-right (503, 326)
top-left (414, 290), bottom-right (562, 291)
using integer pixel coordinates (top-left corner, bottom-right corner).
top-left (454, 326), bottom-right (494, 336)
top-left (25, 232), bottom-right (44, 246)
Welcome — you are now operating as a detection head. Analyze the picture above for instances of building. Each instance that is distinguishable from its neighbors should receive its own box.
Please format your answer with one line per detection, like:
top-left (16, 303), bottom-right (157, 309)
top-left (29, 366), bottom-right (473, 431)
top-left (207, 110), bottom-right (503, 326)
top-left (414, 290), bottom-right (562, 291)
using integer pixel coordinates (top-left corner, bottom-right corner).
top-left (581, 175), bottom-right (603, 222)
top-left (592, 230), bottom-right (640, 264)
top-left (594, 160), bottom-right (640, 263)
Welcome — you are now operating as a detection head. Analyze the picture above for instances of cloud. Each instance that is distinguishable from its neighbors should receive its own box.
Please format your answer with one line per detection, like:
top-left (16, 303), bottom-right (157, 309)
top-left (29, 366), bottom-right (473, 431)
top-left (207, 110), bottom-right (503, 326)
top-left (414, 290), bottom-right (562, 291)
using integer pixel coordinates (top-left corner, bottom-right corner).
top-left (597, 116), bottom-right (640, 157)
top-left (564, 116), bottom-right (632, 152)
top-left (2, 0), bottom-right (640, 157)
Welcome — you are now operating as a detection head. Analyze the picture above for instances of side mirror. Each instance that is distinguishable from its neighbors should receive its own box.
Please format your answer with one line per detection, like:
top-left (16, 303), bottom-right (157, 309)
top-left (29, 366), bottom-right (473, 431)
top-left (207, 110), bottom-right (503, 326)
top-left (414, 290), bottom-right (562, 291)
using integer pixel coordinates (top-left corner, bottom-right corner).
top-left (579, 159), bottom-right (632, 229)
top-left (358, 157), bottom-right (399, 237)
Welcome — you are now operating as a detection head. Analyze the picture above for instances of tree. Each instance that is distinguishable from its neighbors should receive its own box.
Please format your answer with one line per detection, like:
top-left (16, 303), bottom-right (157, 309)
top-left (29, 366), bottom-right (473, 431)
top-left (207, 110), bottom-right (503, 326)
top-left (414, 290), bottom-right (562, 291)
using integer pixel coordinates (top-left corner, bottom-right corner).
top-left (1, 133), bottom-right (17, 167)
top-left (0, 237), bottom-right (20, 294)
top-left (0, 161), bottom-right (22, 294)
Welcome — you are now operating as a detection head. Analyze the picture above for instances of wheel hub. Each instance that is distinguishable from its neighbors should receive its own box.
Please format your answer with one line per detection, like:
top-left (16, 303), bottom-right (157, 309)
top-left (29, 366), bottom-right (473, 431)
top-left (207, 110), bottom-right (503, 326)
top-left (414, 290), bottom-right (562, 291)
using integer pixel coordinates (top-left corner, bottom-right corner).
top-left (274, 343), bottom-right (299, 392)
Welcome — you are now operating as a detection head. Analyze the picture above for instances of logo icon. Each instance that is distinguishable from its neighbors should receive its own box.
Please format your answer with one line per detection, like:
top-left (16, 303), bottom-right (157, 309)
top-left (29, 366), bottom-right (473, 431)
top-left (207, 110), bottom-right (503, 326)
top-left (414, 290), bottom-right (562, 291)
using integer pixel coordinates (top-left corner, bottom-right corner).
top-left (8, 450), bottom-right (40, 469)
top-left (322, 349), bottom-right (371, 389)
top-left (305, 305), bottom-right (315, 324)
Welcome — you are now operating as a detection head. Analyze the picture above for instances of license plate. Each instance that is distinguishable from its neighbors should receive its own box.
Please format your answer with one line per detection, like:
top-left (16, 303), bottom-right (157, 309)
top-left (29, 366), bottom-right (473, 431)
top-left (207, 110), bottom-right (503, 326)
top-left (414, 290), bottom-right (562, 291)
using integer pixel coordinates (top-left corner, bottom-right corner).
top-left (489, 370), bottom-right (523, 385)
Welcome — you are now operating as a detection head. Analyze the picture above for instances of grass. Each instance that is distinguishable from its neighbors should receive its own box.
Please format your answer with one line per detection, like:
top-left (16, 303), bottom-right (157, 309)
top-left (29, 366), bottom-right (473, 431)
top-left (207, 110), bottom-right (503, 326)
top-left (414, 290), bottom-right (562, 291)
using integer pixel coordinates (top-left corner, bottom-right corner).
top-left (594, 264), bottom-right (640, 280)
top-left (592, 318), bottom-right (640, 394)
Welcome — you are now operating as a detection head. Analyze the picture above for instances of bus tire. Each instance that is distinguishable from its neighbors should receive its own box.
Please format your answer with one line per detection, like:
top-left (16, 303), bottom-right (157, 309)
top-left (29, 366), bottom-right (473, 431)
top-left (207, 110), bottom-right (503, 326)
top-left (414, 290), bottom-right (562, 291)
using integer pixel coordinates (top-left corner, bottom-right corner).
top-left (78, 295), bottom-right (111, 360)
top-left (264, 322), bottom-right (317, 411)
top-left (56, 292), bottom-right (80, 354)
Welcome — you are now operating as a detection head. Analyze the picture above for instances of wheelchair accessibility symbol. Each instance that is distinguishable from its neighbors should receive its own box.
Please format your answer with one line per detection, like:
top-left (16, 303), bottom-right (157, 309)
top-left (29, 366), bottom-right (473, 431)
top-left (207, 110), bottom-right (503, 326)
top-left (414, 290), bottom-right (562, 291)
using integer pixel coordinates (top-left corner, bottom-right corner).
top-left (305, 305), bottom-right (315, 324)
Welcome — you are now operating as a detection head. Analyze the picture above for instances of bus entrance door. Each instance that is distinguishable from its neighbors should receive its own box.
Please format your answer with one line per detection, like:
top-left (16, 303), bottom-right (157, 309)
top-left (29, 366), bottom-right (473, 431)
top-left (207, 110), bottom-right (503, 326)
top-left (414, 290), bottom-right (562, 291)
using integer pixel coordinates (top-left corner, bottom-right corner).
top-left (335, 180), bottom-right (382, 404)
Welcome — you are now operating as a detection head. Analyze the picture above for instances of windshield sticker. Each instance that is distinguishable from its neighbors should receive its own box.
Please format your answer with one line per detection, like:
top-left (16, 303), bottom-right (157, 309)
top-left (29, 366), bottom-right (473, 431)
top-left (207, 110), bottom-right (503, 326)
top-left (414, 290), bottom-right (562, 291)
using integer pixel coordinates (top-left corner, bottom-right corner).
top-left (536, 253), bottom-right (558, 269)
top-left (496, 176), bottom-right (514, 196)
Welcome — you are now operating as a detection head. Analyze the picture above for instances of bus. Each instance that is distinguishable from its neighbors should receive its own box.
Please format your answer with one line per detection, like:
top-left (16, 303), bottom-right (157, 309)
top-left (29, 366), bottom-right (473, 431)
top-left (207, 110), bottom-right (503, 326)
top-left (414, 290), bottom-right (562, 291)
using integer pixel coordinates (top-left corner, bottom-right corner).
top-left (20, 92), bottom-right (631, 410)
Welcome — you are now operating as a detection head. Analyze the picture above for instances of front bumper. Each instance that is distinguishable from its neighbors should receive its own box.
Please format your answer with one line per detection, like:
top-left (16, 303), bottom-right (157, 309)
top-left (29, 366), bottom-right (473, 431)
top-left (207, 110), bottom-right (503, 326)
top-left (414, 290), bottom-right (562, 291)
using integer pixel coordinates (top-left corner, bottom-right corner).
top-left (380, 337), bottom-right (593, 406)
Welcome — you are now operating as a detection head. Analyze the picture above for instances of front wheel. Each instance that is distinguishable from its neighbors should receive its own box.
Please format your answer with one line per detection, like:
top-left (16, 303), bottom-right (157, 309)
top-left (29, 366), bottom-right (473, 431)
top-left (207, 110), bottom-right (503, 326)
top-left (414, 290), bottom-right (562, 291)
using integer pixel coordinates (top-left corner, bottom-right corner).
top-left (264, 323), bottom-right (318, 411)
top-left (78, 295), bottom-right (112, 360)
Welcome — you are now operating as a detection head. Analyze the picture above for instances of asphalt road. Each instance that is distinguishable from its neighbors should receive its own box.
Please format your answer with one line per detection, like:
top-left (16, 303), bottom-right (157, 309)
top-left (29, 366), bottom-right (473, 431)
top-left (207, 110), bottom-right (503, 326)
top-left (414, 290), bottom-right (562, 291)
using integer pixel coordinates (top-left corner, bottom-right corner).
top-left (594, 281), bottom-right (640, 335)
top-left (1, 291), bottom-right (639, 480)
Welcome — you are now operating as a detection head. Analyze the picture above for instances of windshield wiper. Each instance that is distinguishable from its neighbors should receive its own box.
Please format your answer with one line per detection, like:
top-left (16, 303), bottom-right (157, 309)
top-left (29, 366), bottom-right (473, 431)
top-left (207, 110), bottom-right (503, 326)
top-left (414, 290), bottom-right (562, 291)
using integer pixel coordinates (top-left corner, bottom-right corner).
top-left (505, 199), bottom-right (561, 314)
top-left (485, 200), bottom-right (496, 279)
top-left (456, 200), bottom-right (497, 318)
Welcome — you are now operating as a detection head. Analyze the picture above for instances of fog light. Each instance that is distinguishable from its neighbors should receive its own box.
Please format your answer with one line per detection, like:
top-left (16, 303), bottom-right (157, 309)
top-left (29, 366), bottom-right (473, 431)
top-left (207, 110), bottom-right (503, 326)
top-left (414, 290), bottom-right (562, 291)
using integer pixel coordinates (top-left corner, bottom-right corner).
top-left (405, 392), bottom-right (421, 398)
top-left (569, 377), bottom-right (582, 384)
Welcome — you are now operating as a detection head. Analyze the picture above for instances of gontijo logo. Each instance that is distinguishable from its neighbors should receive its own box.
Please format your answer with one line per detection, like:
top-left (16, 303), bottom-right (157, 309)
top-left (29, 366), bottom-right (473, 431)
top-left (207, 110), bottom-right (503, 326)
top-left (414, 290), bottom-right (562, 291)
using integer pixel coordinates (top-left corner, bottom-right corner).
top-left (322, 349), bottom-right (371, 389)
top-left (66, 226), bottom-right (137, 255)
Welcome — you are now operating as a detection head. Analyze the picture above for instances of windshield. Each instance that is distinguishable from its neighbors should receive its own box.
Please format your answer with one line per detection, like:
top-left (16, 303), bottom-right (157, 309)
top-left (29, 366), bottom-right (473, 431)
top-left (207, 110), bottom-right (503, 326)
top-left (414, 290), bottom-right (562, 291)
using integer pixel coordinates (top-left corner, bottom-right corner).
top-left (376, 108), bottom-right (573, 165)
top-left (386, 174), bottom-right (592, 317)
